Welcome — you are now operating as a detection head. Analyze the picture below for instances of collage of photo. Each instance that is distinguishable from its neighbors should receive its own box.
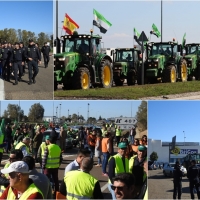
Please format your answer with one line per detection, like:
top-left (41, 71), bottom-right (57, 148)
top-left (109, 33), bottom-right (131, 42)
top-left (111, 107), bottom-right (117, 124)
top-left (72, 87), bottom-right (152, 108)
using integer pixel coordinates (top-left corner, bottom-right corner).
top-left (0, 0), bottom-right (200, 199)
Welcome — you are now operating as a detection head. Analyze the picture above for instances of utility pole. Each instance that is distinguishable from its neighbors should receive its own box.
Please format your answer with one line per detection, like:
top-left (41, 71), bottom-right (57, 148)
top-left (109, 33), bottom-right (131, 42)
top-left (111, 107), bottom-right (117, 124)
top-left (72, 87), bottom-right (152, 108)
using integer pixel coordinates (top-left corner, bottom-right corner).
top-left (87, 103), bottom-right (90, 122)
top-left (161, 0), bottom-right (163, 42)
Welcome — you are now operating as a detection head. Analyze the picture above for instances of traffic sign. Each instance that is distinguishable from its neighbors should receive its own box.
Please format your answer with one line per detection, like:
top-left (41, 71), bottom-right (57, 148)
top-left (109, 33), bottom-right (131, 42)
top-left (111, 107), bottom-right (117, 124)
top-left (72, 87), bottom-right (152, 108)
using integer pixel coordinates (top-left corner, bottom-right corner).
top-left (138, 31), bottom-right (148, 42)
top-left (119, 124), bottom-right (135, 130)
top-left (115, 117), bottom-right (137, 125)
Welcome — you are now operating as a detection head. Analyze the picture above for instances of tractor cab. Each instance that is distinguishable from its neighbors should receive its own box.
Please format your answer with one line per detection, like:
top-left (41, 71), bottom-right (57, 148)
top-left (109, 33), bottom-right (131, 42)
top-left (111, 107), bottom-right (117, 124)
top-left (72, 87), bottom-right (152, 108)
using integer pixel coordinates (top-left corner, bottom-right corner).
top-left (112, 48), bottom-right (141, 86)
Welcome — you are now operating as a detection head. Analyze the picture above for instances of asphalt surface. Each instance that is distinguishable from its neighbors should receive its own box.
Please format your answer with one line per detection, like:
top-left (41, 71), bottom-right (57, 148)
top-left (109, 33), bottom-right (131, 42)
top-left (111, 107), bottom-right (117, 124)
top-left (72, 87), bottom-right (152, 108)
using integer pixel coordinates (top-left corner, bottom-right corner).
top-left (148, 169), bottom-right (192, 199)
top-left (0, 147), bottom-right (112, 199)
top-left (1, 56), bottom-right (53, 100)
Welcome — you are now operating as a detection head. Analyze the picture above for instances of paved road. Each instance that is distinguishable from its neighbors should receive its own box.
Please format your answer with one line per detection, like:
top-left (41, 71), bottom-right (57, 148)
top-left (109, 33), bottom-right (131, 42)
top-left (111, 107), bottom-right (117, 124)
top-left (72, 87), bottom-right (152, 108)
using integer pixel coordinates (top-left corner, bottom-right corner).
top-left (0, 56), bottom-right (53, 100)
top-left (148, 169), bottom-right (193, 199)
top-left (0, 147), bottom-right (112, 199)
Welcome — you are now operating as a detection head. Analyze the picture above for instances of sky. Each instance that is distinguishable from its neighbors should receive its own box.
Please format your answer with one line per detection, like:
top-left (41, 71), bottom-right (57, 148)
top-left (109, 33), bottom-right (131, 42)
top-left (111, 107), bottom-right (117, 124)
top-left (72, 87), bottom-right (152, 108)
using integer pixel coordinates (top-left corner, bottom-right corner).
top-left (0, 100), bottom-right (142, 120)
top-left (0, 1), bottom-right (53, 35)
top-left (54, 1), bottom-right (200, 48)
top-left (148, 101), bottom-right (200, 143)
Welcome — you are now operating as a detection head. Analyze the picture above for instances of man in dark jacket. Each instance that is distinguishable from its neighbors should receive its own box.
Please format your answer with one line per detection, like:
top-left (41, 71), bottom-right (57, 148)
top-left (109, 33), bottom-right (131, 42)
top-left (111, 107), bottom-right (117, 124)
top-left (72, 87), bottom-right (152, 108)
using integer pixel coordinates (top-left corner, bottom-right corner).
top-left (187, 160), bottom-right (200, 199)
top-left (24, 39), bottom-right (41, 85)
top-left (41, 42), bottom-right (51, 68)
top-left (50, 127), bottom-right (58, 144)
top-left (173, 161), bottom-right (183, 199)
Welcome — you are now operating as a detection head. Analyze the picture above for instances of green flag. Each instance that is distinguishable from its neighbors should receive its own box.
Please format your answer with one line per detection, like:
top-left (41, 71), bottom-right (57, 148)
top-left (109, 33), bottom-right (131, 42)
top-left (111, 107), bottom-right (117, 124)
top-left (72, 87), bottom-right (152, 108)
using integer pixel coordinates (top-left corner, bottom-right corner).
top-left (12, 119), bottom-right (18, 136)
top-left (182, 33), bottom-right (186, 48)
top-left (134, 28), bottom-right (140, 38)
top-left (0, 119), bottom-right (5, 136)
top-left (43, 120), bottom-right (49, 129)
top-left (152, 23), bottom-right (161, 38)
top-left (63, 123), bottom-right (67, 130)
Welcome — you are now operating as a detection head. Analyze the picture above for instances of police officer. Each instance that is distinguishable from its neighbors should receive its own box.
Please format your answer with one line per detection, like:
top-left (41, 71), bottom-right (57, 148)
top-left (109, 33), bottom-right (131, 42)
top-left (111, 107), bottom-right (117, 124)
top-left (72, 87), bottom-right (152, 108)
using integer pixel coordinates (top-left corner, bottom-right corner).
top-left (187, 160), bottom-right (200, 199)
top-left (10, 42), bottom-right (24, 85)
top-left (0, 41), bottom-right (12, 81)
top-left (41, 42), bottom-right (51, 68)
top-left (24, 39), bottom-right (41, 85)
top-left (19, 42), bottom-right (26, 76)
top-left (173, 161), bottom-right (183, 199)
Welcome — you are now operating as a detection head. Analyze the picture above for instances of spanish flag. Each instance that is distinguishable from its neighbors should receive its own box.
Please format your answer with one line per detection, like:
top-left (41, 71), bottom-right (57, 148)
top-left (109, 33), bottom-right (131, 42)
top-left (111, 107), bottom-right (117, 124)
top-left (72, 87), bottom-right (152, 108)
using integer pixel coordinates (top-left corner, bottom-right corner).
top-left (63, 14), bottom-right (79, 35)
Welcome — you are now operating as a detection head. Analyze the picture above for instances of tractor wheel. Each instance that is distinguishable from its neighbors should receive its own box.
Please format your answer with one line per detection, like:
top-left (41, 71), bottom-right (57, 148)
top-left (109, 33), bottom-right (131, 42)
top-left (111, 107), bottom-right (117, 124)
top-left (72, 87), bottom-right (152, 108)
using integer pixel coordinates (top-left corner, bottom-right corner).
top-left (127, 69), bottom-right (136, 86)
top-left (163, 65), bottom-right (177, 83)
top-left (180, 59), bottom-right (187, 82)
top-left (114, 78), bottom-right (124, 86)
top-left (99, 59), bottom-right (113, 88)
top-left (73, 67), bottom-right (90, 89)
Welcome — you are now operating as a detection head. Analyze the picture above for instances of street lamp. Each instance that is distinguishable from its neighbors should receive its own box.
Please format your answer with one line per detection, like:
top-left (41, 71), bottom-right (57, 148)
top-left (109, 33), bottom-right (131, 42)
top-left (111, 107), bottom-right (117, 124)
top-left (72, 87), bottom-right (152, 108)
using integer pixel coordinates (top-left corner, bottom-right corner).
top-left (183, 131), bottom-right (186, 146)
top-left (88, 103), bottom-right (90, 121)
top-left (59, 103), bottom-right (62, 118)
top-left (56, 106), bottom-right (58, 119)
top-left (68, 109), bottom-right (69, 118)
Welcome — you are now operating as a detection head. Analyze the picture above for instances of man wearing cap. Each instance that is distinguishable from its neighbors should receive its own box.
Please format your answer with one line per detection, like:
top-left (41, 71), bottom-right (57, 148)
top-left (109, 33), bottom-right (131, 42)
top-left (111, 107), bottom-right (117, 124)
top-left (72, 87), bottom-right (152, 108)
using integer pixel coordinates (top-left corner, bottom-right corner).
top-left (24, 39), bottom-right (41, 85)
top-left (15, 137), bottom-right (31, 157)
top-left (108, 142), bottom-right (129, 199)
top-left (10, 42), bottom-right (25, 85)
top-left (173, 161), bottom-right (184, 199)
top-left (41, 42), bottom-right (51, 68)
top-left (0, 41), bottom-right (12, 81)
top-left (0, 161), bottom-right (43, 199)
top-left (129, 145), bottom-right (147, 196)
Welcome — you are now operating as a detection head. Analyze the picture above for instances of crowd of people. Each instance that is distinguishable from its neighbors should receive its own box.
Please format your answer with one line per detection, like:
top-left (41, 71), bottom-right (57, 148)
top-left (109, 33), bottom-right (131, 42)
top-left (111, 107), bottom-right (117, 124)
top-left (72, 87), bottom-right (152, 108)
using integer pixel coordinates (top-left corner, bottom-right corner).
top-left (0, 121), bottom-right (147, 199)
top-left (0, 40), bottom-right (51, 85)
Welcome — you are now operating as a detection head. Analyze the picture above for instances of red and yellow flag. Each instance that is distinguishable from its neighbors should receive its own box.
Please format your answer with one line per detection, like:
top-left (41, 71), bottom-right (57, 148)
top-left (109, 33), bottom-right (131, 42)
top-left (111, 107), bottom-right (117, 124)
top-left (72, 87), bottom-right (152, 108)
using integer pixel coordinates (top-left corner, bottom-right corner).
top-left (63, 14), bottom-right (79, 35)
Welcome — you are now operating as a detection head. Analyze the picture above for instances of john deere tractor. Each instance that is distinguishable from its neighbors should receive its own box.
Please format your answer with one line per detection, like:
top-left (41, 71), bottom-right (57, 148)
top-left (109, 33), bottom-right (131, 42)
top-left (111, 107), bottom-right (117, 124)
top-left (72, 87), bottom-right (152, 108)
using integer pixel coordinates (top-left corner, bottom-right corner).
top-left (183, 43), bottom-right (200, 80)
top-left (111, 48), bottom-right (141, 86)
top-left (54, 31), bottom-right (113, 90)
top-left (138, 41), bottom-right (187, 84)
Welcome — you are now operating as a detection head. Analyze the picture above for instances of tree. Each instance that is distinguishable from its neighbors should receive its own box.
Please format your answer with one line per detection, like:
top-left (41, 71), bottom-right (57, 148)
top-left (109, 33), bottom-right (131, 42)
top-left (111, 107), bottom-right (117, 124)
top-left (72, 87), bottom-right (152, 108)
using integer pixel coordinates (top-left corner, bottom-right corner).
top-left (28, 103), bottom-right (45, 122)
top-left (136, 101), bottom-right (147, 131)
top-left (37, 32), bottom-right (50, 47)
top-left (150, 151), bottom-right (158, 162)
top-left (87, 117), bottom-right (96, 124)
top-left (3, 104), bottom-right (24, 121)
top-left (98, 116), bottom-right (102, 120)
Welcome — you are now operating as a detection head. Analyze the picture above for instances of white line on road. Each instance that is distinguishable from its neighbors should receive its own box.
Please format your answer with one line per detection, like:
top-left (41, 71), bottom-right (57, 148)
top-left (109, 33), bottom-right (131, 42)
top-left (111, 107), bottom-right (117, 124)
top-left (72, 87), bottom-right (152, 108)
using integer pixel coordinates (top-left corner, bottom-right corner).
top-left (0, 78), bottom-right (5, 100)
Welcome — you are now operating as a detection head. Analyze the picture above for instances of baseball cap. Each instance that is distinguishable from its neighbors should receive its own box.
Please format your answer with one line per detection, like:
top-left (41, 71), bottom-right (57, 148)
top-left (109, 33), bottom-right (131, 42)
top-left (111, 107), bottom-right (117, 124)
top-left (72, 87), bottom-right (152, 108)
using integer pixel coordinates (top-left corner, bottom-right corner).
top-left (15, 42), bottom-right (19, 45)
top-left (1, 161), bottom-right (29, 174)
top-left (138, 145), bottom-right (147, 151)
top-left (45, 135), bottom-right (50, 140)
top-left (118, 142), bottom-right (127, 149)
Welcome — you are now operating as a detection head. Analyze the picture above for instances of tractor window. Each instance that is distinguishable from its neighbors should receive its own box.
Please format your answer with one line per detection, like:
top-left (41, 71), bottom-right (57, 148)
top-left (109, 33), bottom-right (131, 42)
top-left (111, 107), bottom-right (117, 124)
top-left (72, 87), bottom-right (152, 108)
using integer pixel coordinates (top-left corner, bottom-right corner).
top-left (187, 46), bottom-right (200, 55)
top-left (115, 50), bottom-right (133, 62)
top-left (63, 39), bottom-right (74, 53)
top-left (91, 39), bottom-right (101, 55)
top-left (151, 44), bottom-right (172, 56)
top-left (77, 39), bottom-right (89, 53)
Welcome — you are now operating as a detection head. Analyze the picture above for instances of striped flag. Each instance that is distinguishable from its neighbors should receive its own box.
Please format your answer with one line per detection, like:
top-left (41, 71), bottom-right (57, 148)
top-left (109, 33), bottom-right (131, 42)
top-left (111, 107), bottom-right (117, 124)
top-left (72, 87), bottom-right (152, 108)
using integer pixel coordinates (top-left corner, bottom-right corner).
top-left (93, 9), bottom-right (112, 34)
top-left (63, 14), bottom-right (79, 35)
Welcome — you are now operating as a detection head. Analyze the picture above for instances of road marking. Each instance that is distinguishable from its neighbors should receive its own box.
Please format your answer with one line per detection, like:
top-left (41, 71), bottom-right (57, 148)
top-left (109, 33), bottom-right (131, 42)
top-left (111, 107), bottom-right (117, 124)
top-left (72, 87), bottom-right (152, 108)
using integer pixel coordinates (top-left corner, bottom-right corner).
top-left (0, 78), bottom-right (5, 100)
top-left (101, 183), bottom-right (108, 192)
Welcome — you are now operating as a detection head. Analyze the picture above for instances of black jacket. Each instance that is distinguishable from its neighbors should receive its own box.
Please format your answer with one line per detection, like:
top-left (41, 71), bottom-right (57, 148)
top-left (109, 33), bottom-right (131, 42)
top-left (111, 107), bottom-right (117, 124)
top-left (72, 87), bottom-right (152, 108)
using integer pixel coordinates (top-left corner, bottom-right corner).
top-left (24, 45), bottom-right (41, 61)
top-left (11, 48), bottom-right (24, 62)
top-left (0, 47), bottom-right (12, 61)
top-left (173, 165), bottom-right (183, 181)
top-left (187, 164), bottom-right (200, 183)
top-left (41, 46), bottom-right (51, 55)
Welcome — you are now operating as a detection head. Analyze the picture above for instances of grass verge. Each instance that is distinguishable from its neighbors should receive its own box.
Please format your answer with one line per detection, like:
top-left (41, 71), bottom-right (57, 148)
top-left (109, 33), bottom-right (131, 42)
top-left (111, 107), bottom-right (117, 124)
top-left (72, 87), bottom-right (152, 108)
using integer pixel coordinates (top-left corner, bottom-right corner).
top-left (54, 81), bottom-right (200, 99)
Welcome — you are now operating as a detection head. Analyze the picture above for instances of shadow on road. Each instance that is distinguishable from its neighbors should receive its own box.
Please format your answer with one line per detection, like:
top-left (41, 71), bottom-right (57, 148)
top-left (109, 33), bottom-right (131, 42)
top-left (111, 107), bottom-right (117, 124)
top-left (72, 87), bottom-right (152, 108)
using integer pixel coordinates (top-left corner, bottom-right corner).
top-left (166, 186), bottom-right (190, 194)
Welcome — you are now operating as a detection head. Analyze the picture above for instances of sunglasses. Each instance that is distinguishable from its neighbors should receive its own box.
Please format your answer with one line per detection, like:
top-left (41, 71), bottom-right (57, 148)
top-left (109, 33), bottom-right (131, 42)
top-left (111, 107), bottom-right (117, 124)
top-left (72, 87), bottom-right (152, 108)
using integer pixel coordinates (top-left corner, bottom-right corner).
top-left (111, 185), bottom-right (127, 191)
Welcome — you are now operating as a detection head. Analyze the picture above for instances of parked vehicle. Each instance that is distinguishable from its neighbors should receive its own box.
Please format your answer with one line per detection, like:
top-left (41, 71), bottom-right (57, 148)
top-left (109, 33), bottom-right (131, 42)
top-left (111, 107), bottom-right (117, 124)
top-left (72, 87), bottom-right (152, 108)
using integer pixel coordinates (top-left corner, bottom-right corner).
top-left (148, 161), bottom-right (158, 170)
top-left (163, 163), bottom-right (187, 177)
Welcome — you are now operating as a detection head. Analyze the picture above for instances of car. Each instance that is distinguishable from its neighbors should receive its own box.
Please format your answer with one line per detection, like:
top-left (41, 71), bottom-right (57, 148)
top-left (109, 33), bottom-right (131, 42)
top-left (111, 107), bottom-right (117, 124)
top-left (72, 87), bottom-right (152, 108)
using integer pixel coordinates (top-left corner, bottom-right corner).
top-left (148, 161), bottom-right (158, 170)
top-left (163, 163), bottom-right (187, 177)
top-left (42, 129), bottom-right (73, 149)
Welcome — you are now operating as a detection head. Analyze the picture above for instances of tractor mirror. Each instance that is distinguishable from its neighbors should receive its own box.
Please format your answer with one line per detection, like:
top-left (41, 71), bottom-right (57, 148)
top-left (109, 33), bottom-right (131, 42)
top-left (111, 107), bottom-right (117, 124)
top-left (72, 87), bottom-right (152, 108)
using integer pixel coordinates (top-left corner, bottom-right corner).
top-left (96, 39), bottom-right (100, 45)
top-left (177, 45), bottom-right (181, 52)
top-left (111, 50), bottom-right (113, 56)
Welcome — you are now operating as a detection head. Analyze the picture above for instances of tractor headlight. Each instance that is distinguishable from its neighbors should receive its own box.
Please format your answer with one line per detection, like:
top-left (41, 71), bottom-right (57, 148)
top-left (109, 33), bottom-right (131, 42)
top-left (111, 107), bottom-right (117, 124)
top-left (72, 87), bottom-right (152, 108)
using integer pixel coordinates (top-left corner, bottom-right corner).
top-left (154, 59), bottom-right (159, 62)
top-left (58, 58), bottom-right (65, 61)
top-left (148, 59), bottom-right (151, 62)
top-left (188, 58), bottom-right (192, 61)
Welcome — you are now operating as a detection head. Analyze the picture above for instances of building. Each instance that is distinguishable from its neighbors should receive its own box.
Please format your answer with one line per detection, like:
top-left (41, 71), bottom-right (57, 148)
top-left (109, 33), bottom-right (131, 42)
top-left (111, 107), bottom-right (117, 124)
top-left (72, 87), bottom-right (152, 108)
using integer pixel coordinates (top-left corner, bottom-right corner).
top-left (148, 138), bottom-right (200, 163)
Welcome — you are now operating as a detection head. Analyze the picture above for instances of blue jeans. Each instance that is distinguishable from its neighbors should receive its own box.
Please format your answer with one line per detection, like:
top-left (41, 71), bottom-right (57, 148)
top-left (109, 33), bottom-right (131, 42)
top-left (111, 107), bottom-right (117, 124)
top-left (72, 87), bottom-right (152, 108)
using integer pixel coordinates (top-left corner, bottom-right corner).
top-left (98, 156), bottom-right (102, 165)
top-left (108, 183), bottom-right (116, 200)
top-left (102, 152), bottom-right (110, 173)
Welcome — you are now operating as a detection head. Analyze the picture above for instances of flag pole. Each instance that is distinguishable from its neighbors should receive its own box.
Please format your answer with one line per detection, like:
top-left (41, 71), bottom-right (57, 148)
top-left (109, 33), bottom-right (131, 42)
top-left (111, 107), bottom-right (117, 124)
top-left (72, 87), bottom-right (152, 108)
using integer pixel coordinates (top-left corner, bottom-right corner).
top-left (161, 0), bottom-right (163, 42)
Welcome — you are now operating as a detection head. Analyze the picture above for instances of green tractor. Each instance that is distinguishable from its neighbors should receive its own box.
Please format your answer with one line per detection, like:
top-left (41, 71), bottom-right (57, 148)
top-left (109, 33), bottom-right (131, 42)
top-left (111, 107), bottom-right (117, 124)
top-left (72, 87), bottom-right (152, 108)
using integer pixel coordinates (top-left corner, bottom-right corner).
top-left (54, 31), bottom-right (113, 90)
top-left (183, 43), bottom-right (200, 80)
top-left (111, 48), bottom-right (141, 86)
top-left (182, 153), bottom-right (200, 170)
top-left (138, 41), bottom-right (187, 84)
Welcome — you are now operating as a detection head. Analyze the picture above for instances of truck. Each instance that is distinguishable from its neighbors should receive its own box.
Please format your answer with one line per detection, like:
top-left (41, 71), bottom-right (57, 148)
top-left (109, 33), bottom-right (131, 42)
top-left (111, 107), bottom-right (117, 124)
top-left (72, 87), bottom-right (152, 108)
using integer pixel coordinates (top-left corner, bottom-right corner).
top-left (54, 30), bottom-right (113, 90)
top-left (138, 40), bottom-right (187, 84)
top-left (111, 48), bottom-right (141, 86)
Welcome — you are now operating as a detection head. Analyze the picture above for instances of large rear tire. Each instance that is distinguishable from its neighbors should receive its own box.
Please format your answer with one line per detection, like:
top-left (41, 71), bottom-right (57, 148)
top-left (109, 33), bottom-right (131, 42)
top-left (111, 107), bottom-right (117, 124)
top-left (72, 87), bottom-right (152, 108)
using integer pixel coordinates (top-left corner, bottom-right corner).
top-left (180, 59), bottom-right (187, 82)
top-left (99, 59), bottom-right (113, 88)
top-left (127, 69), bottom-right (136, 86)
top-left (163, 65), bottom-right (177, 83)
top-left (73, 67), bottom-right (90, 89)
